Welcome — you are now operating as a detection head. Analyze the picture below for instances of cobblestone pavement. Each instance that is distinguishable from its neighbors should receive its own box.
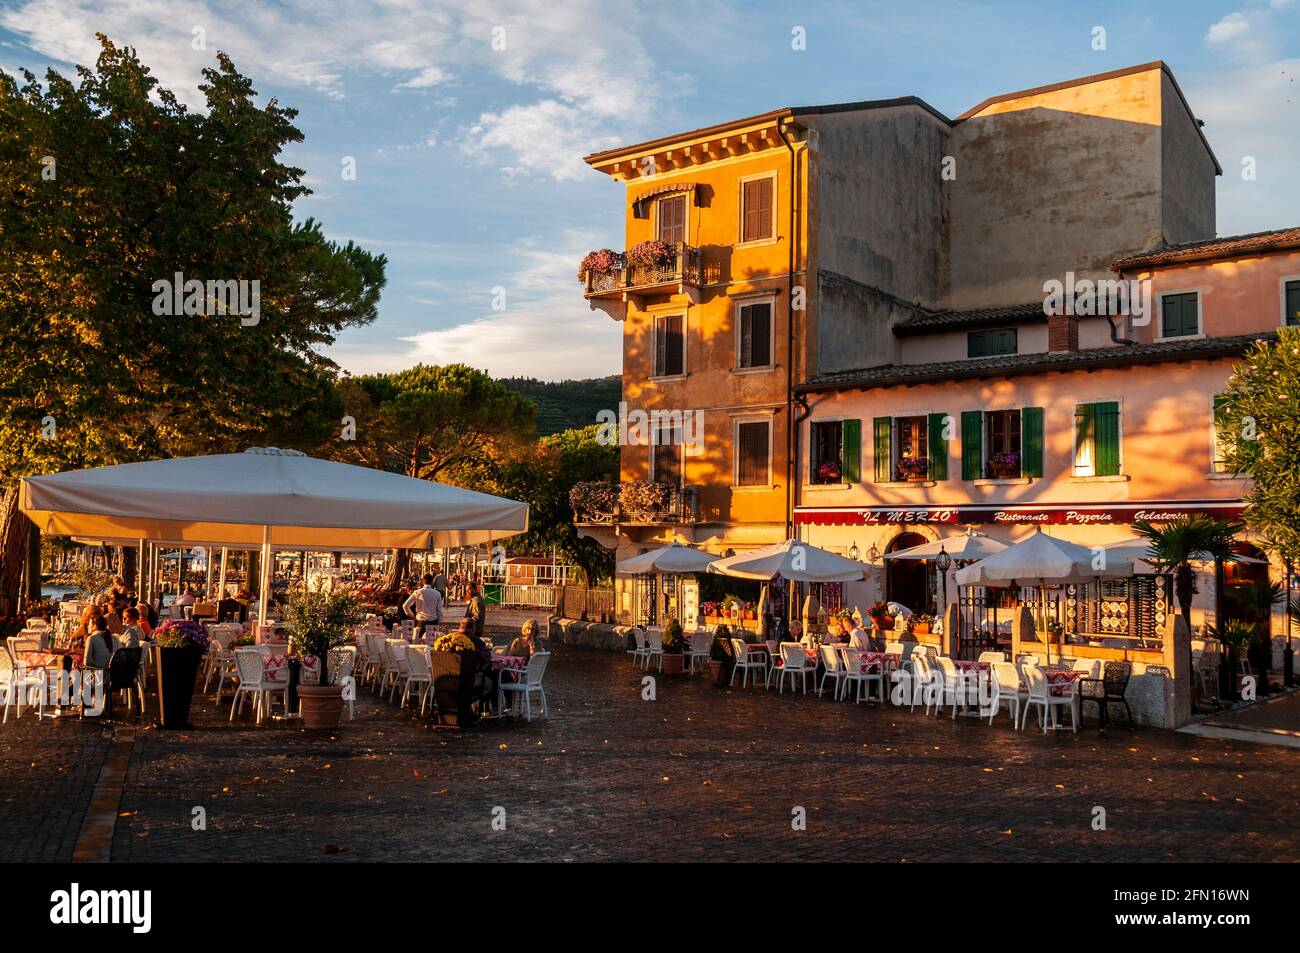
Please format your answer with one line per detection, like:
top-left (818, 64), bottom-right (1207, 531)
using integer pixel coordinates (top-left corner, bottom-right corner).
top-left (4, 648), bottom-right (1299, 862)
top-left (1205, 690), bottom-right (1300, 734)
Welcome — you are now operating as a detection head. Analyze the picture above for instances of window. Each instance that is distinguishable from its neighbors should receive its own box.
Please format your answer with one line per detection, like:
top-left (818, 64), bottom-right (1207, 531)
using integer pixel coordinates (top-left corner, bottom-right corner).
top-left (894, 415), bottom-right (929, 480)
top-left (738, 301), bottom-right (773, 368)
top-left (960, 407), bottom-right (1043, 480)
top-left (652, 422), bottom-right (682, 486)
top-left (653, 314), bottom-right (684, 377)
top-left (735, 420), bottom-right (770, 487)
top-left (1073, 401), bottom-right (1120, 476)
top-left (810, 419), bottom-right (860, 484)
top-left (657, 195), bottom-right (685, 245)
top-left (1161, 291), bottom-right (1200, 338)
top-left (1285, 280), bottom-right (1300, 327)
top-left (740, 175), bottom-right (774, 243)
top-left (872, 414), bottom-right (949, 482)
top-left (967, 328), bottom-right (1017, 358)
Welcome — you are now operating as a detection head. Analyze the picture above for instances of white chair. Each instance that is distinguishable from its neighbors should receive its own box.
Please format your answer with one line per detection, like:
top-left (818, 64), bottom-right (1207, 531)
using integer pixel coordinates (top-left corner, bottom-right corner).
top-left (884, 641), bottom-right (905, 655)
top-left (774, 642), bottom-right (812, 694)
top-left (1015, 654), bottom-right (1040, 677)
top-left (499, 651), bottom-right (549, 721)
top-left (729, 638), bottom-right (765, 688)
top-left (979, 651), bottom-right (1007, 663)
top-left (687, 632), bottom-right (711, 673)
top-left (386, 641), bottom-right (411, 702)
top-left (627, 628), bottom-right (649, 669)
top-left (401, 645), bottom-right (432, 714)
top-left (0, 651), bottom-right (46, 722)
top-left (899, 652), bottom-right (932, 711)
top-left (839, 647), bottom-right (867, 701)
top-left (643, 630), bottom-right (663, 672)
top-left (1020, 665), bottom-right (1077, 734)
top-left (229, 648), bottom-right (286, 724)
top-left (856, 650), bottom-right (886, 703)
top-left (987, 662), bottom-right (1025, 727)
top-left (932, 657), bottom-right (978, 720)
top-left (817, 645), bottom-right (847, 698)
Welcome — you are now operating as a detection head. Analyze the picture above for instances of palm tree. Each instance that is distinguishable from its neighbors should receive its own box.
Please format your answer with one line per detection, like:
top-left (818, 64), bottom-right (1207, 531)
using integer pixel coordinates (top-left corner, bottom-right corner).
top-left (1133, 516), bottom-right (1241, 633)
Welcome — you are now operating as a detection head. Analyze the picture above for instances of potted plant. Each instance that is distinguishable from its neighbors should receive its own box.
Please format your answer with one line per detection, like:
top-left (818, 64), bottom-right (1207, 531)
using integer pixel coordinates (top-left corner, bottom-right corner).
top-left (868, 600), bottom-right (893, 631)
top-left (578, 248), bottom-right (621, 283)
top-left (625, 239), bottom-right (675, 272)
top-left (285, 588), bottom-right (365, 729)
top-left (816, 460), bottom-right (842, 483)
top-left (912, 613), bottom-right (934, 635)
top-left (709, 625), bottom-right (733, 686)
top-left (896, 456), bottom-right (929, 481)
top-left (153, 619), bottom-right (209, 729)
top-left (1207, 620), bottom-right (1256, 700)
top-left (987, 452), bottom-right (1021, 479)
top-left (660, 618), bottom-right (686, 675)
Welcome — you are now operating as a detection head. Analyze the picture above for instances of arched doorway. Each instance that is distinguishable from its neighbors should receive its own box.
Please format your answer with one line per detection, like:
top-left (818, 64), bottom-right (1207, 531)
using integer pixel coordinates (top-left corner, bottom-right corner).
top-left (1223, 543), bottom-right (1273, 674)
top-left (885, 532), bottom-right (930, 614)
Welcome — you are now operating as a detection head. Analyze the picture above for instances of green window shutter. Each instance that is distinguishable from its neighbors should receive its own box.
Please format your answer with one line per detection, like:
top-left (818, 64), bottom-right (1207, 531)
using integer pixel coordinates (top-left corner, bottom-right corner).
top-left (872, 417), bottom-right (892, 483)
top-left (1095, 401), bottom-right (1120, 476)
top-left (842, 419), bottom-right (861, 484)
top-left (1022, 406), bottom-right (1044, 478)
top-left (927, 412), bottom-right (948, 480)
top-left (960, 411), bottom-right (982, 480)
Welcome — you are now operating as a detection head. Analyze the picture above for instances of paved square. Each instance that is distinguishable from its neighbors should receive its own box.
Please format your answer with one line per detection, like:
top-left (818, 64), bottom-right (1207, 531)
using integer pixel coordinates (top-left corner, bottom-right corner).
top-left (2, 647), bottom-right (1298, 862)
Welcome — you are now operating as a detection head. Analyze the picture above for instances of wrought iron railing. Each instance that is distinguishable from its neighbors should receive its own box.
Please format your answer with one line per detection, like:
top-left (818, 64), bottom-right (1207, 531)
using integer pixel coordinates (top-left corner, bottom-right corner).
top-left (582, 243), bottom-right (703, 297)
top-left (571, 481), bottom-right (700, 524)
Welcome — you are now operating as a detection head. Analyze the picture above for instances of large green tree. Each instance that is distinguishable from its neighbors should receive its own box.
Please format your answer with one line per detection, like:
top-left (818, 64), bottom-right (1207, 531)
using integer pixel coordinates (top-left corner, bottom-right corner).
top-left (334, 363), bottom-right (537, 586)
top-left (0, 36), bottom-right (387, 611)
top-left (1219, 328), bottom-right (1300, 563)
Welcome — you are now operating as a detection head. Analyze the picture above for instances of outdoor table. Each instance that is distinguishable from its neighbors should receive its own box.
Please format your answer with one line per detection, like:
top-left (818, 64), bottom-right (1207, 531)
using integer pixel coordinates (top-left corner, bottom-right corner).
top-left (1044, 669), bottom-right (1087, 728)
top-left (953, 659), bottom-right (991, 716)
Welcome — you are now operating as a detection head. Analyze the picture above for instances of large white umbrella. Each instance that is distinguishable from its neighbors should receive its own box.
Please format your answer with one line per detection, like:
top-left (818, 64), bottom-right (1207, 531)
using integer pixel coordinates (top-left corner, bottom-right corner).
top-left (1101, 538), bottom-right (1265, 572)
top-left (954, 528), bottom-right (1131, 587)
top-left (708, 539), bottom-right (867, 582)
top-left (617, 542), bottom-right (716, 574)
top-left (884, 529), bottom-right (1007, 562)
top-left (22, 447), bottom-right (529, 626)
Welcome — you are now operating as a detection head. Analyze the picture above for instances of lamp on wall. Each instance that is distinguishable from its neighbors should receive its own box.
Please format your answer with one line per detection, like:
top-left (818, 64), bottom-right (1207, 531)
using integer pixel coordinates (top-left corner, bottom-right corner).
top-left (866, 543), bottom-right (881, 563)
top-left (848, 541), bottom-right (860, 561)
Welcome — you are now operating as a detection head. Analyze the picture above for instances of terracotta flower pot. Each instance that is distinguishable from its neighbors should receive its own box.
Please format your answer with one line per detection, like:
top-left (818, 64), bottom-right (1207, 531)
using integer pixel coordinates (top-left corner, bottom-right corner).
top-left (661, 652), bottom-right (684, 675)
top-left (914, 623), bottom-right (931, 635)
top-left (297, 683), bottom-right (345, 730)
top-left (709, 659), bottom-right (725, 686)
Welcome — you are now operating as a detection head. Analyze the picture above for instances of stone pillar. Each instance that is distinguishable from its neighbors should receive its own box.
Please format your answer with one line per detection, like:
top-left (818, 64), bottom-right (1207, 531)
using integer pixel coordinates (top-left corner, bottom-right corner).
top-left (943, 602), bottom-right (961, 656)
top-left (802, 591), bottom-right (821, 636)
top-left (1163, 614), bottom-right (1192, 729)
top-left (1011, 605), bottom-right (1035, 661)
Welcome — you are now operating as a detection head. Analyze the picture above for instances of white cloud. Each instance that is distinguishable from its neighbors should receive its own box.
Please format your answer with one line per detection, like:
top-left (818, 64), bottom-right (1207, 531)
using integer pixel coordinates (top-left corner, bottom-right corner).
top-left (1205, 9), bottom-right (1284, 65)
top-left (0, 0), bottom-right (689, 180)
top-left (1207, 11), bottom-right (1251, 44)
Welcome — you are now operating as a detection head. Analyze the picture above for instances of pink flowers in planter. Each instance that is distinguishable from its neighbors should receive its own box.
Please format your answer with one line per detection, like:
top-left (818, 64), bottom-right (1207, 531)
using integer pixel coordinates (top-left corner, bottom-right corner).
top-left (578, 248), bottom-right (621, 282)
top-left (625, 239), bottom-right (674, 270)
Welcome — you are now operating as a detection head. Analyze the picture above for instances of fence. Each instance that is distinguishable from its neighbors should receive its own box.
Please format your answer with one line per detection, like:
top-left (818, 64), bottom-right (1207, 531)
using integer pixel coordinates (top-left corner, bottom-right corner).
top-left (488, 584), bottom-right (559, 609)
top-left (560, 586), bottom-right (616, 622)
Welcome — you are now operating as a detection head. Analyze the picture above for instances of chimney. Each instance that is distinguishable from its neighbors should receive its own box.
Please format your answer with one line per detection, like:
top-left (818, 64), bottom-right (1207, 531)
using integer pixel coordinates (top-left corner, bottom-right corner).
top-left (1048, 312), bottom-right (1079, 352)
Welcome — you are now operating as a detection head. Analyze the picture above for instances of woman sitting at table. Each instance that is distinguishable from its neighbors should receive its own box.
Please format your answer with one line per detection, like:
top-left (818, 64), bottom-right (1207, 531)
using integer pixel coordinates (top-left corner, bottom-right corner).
top-left (73, 604), bottom-right (98, 641)
top-left (83, 614), bottom-right (118, 671)
top-left (119, 607), bottom-right (146, 648)
top-left (135, 601), bottom-right (156, 635)
top-left (508, 618), bottom-right (538, 658)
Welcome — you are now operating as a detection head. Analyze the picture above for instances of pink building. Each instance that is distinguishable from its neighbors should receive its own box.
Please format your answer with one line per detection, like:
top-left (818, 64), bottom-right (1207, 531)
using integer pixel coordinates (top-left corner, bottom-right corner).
top-left (794, 227), bottom-right (1299, 687)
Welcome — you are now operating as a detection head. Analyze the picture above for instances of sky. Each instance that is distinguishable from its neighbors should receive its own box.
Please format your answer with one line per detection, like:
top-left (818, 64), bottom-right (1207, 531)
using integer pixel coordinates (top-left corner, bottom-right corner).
top-left (1, 0), bottom-right (1297, 380)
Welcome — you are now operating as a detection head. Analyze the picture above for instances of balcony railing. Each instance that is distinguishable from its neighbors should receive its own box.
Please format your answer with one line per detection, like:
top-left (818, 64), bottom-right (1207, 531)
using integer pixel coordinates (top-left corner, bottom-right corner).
top-left (571, 480), bottom-right (700, 525)
top-left (582, 243), bottom-right (704, 299)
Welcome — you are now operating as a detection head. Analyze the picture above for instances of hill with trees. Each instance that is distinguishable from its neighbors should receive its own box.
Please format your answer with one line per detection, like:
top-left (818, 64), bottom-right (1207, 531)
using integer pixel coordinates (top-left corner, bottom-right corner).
top-left (497, 376), bottom-right (620, 436)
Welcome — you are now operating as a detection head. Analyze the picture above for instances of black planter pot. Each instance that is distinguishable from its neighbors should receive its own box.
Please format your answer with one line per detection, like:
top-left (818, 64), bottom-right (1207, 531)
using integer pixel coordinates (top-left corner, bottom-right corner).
top-left (156, 645), bottom-right (204, 728)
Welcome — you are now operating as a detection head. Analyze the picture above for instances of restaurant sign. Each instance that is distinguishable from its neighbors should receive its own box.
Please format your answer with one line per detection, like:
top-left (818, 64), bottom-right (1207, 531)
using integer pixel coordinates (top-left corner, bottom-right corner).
top-left (794, 500), bottom-right (1245, 527)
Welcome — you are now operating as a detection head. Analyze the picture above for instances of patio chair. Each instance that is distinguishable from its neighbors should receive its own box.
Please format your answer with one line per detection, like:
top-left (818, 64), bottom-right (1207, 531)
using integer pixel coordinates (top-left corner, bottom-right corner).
top-left (979, 651), bottom-right (1007, 663)
top-left (1014, 654), bottom-right (1040, 680)
top-left (774, 642), bottom-right (812, 695)
top-left (687, 632), bottom-right (711, 673)
top-left (729, 638), bottom-right (765, 688)
top-left (932, 657), bottom-right (979, 720)
top-left (817, 645), bottom-right (847, 698)
top-left (1079, 660), bottom-right (1133, 729)
top-left (327, 646), bottom-right (358, 720)
top-left (987, 662), bottom-right (1024, 727)
top-left (900, 651), bottom-right (932, 711)
top-left (627, 628), bottom-right (649, 669)
top-left (229, 648), bottom-right (286, 724)
top-left (884, 641), bottom-right (905, 655)
top-left (0, 650), bottom-right (46, 722)
top-left (386, 641), bottom-right (411, 702)
top-left (643, 630), bottom-right (663, 672)
top-left (1020, 665), bottom-right (1077, 734)
top-left (499, 651), bottom-right (550, 721)
top-left (103, 647), bottom-right (144, 718)
top-left (401, 645), bottom-right (433, 713)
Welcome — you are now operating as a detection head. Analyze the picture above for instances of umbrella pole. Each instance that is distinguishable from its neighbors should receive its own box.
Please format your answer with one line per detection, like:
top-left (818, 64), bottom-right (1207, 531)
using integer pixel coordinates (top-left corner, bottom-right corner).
top-left (218, 547), bottom-right (228, 601)
top-left (136, 539), bottom-right (145, 600)
top-left (257, 526), bottom-right (271, 631)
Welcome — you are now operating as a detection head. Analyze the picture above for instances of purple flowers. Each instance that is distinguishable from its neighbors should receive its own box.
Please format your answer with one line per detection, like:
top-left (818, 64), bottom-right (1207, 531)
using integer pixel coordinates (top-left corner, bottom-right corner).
top-left (154, 618), bottom-right (210, 650)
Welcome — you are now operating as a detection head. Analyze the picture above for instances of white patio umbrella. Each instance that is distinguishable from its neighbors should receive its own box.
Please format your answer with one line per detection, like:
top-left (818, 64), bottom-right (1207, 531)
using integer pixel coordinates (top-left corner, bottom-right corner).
top-left (708, 539), bottom-right (867, 582)
top-left (1101, 538), bottom-right (1266, 572)
top-left (21, 447), bottom-right (529, 627)
top-left (883, 528), bottom-right (1008, 562)
top-left (617, 541), bottom-right (717, 574)
top-left (954, 528), bottom-right (1133, 663)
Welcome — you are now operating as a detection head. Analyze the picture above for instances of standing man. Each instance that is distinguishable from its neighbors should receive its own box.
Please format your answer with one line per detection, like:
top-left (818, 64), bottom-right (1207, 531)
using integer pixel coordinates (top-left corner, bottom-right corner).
top-left (402, 574), bottom-right (444, 638)
top-left (466, 580), bottom-right (487, 641)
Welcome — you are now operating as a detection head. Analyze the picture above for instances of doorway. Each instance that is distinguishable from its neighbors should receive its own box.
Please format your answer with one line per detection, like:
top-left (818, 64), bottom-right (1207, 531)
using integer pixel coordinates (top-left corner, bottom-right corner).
top-left (885, 532), bottom-right (930, 614)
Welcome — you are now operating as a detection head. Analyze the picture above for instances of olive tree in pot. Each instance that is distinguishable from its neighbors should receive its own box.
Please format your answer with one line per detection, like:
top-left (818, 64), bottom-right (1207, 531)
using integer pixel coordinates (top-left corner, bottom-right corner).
top-left (708, 625), bottom-right (734, 686)
top-left (660, 618), bottom-right (686, 675)
top-left (286, 588), bottom-right (365, 729)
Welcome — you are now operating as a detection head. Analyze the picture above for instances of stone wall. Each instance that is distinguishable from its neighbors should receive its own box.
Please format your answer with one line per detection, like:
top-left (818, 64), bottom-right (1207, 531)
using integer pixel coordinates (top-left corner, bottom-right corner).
top-left (549, 617), bottom-right (635, 653)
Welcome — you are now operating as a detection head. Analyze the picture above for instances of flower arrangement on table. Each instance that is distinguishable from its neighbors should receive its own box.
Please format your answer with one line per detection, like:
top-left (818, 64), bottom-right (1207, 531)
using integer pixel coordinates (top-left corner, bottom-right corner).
top-left (232, 634), bottom-right (256, 647)
top-left (432, 631), bottom-right (475, 654)
top-left (624, 239), bottom-right (674, 271)
top-left (578, 248), bottom-right (621, 282)
top-left (154, 618), bottom-right (210, 650)
top-left (816, 459), bottom-right (842, 483)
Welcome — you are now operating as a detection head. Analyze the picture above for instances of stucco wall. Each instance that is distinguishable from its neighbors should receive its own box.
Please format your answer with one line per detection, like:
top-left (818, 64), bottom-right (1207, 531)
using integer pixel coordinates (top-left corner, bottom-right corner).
top-left (1159, 72), bottom-right (1217, 245)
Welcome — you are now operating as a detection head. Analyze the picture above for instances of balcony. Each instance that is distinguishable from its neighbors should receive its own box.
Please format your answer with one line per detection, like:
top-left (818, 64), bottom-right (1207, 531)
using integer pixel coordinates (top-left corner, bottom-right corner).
top-left (571, 480), bottom-right (700, 526)
top-left (582, 242), bottom-right (704, 317)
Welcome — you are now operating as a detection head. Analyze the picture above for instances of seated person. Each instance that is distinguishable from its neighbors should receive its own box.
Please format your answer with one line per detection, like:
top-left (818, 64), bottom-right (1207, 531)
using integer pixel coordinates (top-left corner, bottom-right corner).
top-left (83, 615), bottom-right (118, 671)
top-left (508, 618), bottom-right (539, 658)
top-left (847, 621), bottom-right (874, 652)
top-left (119, 607), bottom-right (145, 648)
top-left (135, 601), bottom-right (157, 634)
